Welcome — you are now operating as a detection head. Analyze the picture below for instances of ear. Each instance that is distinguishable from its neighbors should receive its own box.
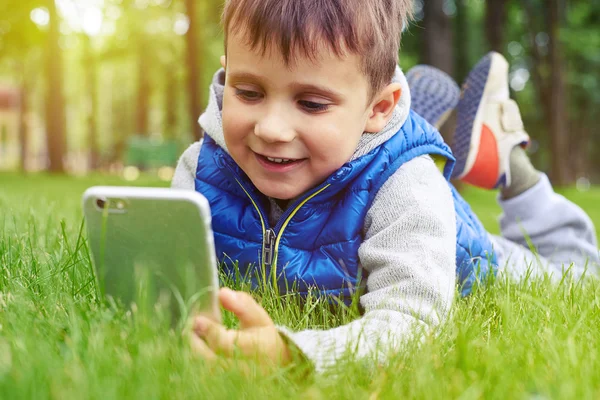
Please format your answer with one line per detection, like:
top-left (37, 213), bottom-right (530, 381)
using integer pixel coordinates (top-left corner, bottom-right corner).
top-left (364, 82), bottom-right (402, 133)
top-left (220, 55), bottom-right (227, 69)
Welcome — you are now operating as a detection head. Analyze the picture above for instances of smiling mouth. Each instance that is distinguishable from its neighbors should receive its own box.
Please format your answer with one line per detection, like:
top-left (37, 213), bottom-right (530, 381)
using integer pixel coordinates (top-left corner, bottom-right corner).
top-left (255, 153), bottom-right (306, 169)
top-left (265, 156), bottom-right (297, 164)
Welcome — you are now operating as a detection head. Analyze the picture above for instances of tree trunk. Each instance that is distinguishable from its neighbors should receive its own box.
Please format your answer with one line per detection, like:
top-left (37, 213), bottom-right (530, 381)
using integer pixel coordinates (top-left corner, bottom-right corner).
top-left (84, 35), bottom-right (100, 169)
top-left (423, 0), bottom-right (455, 148)
top-left (164, 69), bottom-right (177, 140)
top-left (423, 0), bottom-right (454, 76)
top-left (522, 0), bottom-right (571, 184)
top-left (454, 0), bottom-right (470, 83)
top-left (547, 0), bottom-right (569, 185)
top-left (112, 97), bottom-right (127, 165)
top-left (18, 76), bottom-right (28, 172)
top-left (136, 37), bottom-right (150, 136)
top-left (523, 0), bottom-right (550, 110)
top-left (45, 0), bottom-right (67, 173)
top-left (485, 0), bottom-right (508, 53)
top-left (185, 0), bottom-right (204, 142)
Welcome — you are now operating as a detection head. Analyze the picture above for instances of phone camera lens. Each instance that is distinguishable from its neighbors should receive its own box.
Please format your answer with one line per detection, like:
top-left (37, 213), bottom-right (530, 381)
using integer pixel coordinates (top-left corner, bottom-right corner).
top-left (96, 198), bottom-right (107, 209)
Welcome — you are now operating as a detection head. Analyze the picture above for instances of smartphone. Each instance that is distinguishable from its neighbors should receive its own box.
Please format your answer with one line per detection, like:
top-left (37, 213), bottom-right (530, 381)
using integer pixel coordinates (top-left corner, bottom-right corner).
top-left (82, 186), bottom-right (220, 324)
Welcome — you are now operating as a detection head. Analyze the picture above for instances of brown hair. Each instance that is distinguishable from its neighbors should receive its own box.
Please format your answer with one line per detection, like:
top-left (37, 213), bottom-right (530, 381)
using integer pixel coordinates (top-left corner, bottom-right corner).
top-left (222, 0), bottom-right (413, 95)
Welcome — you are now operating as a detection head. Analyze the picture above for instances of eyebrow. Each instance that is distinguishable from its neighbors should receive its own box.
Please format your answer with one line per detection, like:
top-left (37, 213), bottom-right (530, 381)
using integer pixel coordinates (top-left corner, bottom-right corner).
top-left (227, 71), bottom-right (344, 101)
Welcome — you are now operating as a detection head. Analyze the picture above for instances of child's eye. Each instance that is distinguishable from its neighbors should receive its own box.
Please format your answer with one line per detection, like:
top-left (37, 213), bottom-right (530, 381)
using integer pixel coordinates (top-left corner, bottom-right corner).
top-left (298, 100), bottom-right (330, 113)
top-left (235, 89), bottom-right (263, 101)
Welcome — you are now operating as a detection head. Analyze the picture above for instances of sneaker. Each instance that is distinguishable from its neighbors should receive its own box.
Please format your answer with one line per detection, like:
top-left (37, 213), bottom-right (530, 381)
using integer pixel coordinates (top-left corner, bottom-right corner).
top-left (451, 52), bottom-right (530, 189)
top-left (406, 65), bottom-right (460, 128)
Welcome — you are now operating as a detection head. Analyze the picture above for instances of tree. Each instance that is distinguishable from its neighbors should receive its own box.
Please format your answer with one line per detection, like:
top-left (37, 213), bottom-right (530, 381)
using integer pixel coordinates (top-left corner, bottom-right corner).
top-left (82, 34), bottom-right (100, 169)
top-left (135, 35), bottom-right (151, 136)
top-left (523, 0), bottom-right (570, 185)
top-left (454, 0), bottom-right (469, 83)
top-left (164, 66), bottom-right (178, 140)
top-left (422, 0), bottom-right (455, 147)
top-left (547, 0), bottom-right (569, 185)
top-left (423, 0), bottom-right (454, 76)
top-left (485, 0), bottom-right (508, 53)
top-left (44, 0), bottom-right (67, 172)
top-left (184, 0), bottom-right (203, 142)
top-left (0, 0), bottom-right (45, 171)
top-left (17, 63), bottom-right (30, 172)
top-left (561, 3), bottom-right (600, 180)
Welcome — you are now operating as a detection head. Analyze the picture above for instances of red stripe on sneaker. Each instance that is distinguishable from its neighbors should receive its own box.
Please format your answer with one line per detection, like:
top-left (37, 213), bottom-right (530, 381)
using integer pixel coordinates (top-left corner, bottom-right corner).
top-left (462, 124), bottom-right (499, 189)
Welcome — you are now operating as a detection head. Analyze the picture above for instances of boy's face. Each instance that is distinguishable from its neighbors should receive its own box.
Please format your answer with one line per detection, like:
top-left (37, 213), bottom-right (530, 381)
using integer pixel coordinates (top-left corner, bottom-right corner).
top-left (221, 33), bottom-right (385, 200)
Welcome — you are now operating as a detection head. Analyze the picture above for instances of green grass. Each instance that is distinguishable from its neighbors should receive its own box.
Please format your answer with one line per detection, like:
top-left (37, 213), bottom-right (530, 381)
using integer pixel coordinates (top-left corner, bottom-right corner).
top-left (1, 172), bottom-right (600, 399)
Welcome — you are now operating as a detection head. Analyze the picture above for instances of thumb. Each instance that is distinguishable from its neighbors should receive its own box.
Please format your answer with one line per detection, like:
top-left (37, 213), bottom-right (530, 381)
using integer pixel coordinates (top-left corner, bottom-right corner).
top-left (219, 288), bottom-right (273, 329)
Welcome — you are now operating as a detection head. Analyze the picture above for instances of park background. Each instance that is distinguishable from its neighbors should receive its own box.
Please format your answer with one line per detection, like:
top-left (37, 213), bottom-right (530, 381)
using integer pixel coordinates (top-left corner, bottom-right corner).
top-left (0, 0), bottom-right (598, 187)
top-left (2, 1), bottom-right (600, 398)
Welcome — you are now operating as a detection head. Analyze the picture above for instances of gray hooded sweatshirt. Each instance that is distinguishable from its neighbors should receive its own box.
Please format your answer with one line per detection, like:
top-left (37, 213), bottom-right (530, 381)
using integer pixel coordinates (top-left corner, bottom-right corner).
top-left (172, 67), bottom-right (456, 372)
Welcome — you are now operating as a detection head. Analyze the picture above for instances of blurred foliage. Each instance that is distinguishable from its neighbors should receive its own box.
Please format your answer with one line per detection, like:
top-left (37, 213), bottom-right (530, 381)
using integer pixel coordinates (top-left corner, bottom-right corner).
top-left (0, 0), bottom-right (598, 182)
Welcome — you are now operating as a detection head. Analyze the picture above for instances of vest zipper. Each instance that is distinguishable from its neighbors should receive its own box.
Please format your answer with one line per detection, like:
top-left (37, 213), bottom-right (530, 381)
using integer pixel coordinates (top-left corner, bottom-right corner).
top-left (227, 162), bottom-right (331, 281)
top-left (269, 183), bottom-right (331, 268)
top-left (262, 229), bottom-right (276, 267)
top-left (231, 178), bottom-right (270, 273)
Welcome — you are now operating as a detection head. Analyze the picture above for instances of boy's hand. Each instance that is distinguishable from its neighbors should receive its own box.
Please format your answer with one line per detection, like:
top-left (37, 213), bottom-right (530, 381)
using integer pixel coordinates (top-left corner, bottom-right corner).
top-left (189, 288), bottom-right (293, 368)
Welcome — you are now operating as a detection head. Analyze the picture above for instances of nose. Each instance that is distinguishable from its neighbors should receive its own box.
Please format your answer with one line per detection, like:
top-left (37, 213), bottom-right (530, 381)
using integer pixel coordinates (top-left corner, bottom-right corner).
top-left (254, 107), bottom-right (296, 143)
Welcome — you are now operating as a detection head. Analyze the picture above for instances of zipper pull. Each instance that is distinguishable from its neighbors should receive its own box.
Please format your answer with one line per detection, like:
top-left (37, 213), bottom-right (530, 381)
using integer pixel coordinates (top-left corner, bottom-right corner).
top-left (262, 229), bottom-right (276, 267)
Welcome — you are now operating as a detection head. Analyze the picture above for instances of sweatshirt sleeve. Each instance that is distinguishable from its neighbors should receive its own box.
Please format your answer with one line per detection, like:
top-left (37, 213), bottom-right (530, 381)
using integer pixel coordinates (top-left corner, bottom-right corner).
top-left (278, 155), bottom-right (457, 372)
top-left (171, 140), bottom-right (203, 190)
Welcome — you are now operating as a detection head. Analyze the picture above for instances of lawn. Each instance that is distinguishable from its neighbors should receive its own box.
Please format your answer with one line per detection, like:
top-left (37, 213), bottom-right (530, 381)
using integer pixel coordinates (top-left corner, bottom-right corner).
top-left (1, 172), bottom-right (600, 399)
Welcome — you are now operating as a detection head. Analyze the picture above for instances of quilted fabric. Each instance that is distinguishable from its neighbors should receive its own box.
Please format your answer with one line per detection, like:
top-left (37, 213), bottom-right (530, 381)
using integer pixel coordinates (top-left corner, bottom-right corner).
top-left (195, 111), bottom-right (497, 298)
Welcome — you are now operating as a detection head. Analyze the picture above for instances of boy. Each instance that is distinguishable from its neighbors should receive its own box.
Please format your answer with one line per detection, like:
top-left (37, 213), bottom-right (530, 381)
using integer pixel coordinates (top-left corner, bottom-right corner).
top-left (172, 1), bottom-right (598, 372)
top-left (174, 0), bottom-right (461, 372)
top-left (408, 52), bottom-right (599, 283)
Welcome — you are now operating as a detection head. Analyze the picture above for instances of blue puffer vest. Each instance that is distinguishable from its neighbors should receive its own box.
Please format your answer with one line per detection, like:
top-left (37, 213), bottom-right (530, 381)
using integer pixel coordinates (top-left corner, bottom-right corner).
top-left (195, 111), bottom-right (497, 298)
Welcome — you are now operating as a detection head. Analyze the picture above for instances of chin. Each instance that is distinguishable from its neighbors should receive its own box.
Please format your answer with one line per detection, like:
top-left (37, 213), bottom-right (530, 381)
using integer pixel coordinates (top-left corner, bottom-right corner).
top-left (255, 181), bottom-right (304, 201)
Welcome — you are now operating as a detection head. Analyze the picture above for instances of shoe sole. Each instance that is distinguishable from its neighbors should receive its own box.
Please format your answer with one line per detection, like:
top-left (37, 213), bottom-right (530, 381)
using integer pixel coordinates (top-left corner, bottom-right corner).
top-left (452, 53), bottom-right (507, 185)
top-left (406, 65), bottom-right (460, 128)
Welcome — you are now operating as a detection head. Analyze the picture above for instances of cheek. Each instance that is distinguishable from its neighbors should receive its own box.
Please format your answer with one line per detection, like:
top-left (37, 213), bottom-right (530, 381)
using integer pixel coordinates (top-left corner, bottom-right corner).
top-left (303, 115), bottom-right (363, 161)
top-left (222, 99), bottom-right (253, 140)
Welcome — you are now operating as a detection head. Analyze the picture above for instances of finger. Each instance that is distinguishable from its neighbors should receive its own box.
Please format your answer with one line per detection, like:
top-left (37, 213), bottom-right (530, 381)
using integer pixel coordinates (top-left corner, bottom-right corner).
top-left (188, 330), bottom-right (218, 361)
top-left (194, 316), bottom-right (239, 357)
top-left (189, 331), bottom-right (241, 375)
top-left (194, 316), bottom-right (270, 360)
top-left (219, 288), bottom-right (273, 329)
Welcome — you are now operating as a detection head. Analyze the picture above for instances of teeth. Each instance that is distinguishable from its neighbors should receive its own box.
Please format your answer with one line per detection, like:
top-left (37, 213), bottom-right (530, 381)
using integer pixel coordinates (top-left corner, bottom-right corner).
top-left (266, 157), bottom-right (292, 163)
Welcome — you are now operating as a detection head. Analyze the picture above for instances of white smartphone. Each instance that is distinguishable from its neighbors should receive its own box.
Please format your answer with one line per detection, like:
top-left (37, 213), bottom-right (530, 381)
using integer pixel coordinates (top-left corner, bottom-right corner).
top-left (82, 186), bottom-right (220, 324)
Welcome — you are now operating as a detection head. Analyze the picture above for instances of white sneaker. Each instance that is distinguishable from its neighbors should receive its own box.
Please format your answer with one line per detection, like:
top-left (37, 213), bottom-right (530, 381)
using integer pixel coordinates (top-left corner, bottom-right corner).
top-left (451, 52), bottom-right (530, 189)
